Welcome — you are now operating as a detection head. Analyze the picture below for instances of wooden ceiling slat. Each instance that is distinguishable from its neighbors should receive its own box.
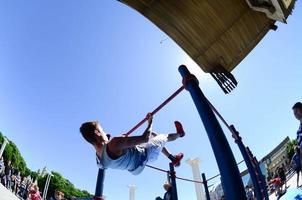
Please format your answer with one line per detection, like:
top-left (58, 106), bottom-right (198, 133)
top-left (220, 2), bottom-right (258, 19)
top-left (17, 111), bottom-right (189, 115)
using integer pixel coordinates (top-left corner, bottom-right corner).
top-left (119, 0), bottom-right (276, 72)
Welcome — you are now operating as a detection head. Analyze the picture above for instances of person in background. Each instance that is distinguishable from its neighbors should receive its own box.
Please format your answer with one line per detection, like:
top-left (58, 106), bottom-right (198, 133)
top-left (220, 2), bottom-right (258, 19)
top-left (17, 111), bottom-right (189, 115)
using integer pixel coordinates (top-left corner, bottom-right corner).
top-left (4, 160), bottom-right (12, 190)
top-left (293, 102), bottom-right (302, 170)
top-left (28, 184), bottom-right (42, 200)
top-left (49, 189), bottom-right (65, 200)
top-left (18, 177), bottom-right (27, 199)
top-left (155, 182), bottom-right (173, 200)
top-left (277, 166), bottom-right (287, 191)
top-left (14, 171), bottom-right (21, 194)
top-left (0, 157), bottom-right (5, 185)
top-left (10, 174), bottom-right (16, 192)
top-left (245, 185), bottom-right (254, 200)
top-left (269, 175), bottom-right (282, 196)
top-left (291, 146), bottom-right (301, 187)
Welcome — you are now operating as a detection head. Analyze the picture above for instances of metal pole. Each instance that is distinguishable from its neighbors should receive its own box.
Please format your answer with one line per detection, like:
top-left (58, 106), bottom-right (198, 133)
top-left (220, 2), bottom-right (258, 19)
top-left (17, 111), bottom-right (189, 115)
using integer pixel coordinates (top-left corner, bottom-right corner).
top-left (246, 147), bottom-right (269, 200)
top-left (230, 125), bottom-right (263, 200)
top-left (253, 156), bottom-right (269, 200)
top-left (178, 65), bottom-right (246, 200)
top-left (94, 169), bottom-right (106, 200)
top-left (42, 174), bottom-right (49, 200)
top-left (0, 137), bottom-right (9, 158)
top-left (202, 173), bottom-right (211, 200)
top-left (169, 163), bottom-right (178, 200)
top-left (42, 173), bottom-right (52, 200)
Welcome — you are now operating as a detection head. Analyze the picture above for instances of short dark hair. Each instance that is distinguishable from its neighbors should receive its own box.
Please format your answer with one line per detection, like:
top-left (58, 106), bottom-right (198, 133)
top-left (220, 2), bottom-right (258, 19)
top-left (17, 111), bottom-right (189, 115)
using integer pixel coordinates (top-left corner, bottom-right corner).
top-left (54, 189), bottom-right (64, 197)
top-left (79, 121), bottom-right (98, 144)
top-left (292, 102), bottom-right (302, 109)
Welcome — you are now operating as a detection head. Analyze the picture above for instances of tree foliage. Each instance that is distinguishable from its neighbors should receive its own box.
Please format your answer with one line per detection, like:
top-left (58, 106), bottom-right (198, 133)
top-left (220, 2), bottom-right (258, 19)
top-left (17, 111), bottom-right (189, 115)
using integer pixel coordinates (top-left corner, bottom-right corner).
top-left (39, 172), bottom-right (92, 199)
top-left (0, 132), bottom-right (29, 175)
top-left (287, 139), bottom-right (297, 160)
top-left (0, 132), bottom-right (92, 198)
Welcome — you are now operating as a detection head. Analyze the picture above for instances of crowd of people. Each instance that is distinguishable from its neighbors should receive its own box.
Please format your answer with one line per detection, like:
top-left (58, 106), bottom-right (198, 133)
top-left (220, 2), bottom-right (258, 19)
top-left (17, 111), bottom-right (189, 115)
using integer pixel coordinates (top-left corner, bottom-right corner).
top-left (0, 156), bottom-right (67, 200)
top-left (0, 156), bottom-right (42, 200)
top-left (267, 166), bottom-right (287, 196)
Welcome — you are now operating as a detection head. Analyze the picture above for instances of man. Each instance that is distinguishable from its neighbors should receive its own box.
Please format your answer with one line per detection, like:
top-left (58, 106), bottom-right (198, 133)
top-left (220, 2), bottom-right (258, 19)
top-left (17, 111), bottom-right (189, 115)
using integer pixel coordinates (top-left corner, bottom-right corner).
top-left (293, 102), bottom-right (302, 171)
top-left (0, 157), bottom-right (4, 185)
top-left (155, 182), bottom-right (173, 200)
top-left (277, 166), bottom-right (286, 190)
top-left (290, 146), bottom-right (301, 187)
top-left (4, 160), bottom-right (12, 190)
top-left (80, 114), bottom-right (185, 175)
top-left (245, 186), bottom-right (254, 200)
top-left (18, 177), bottom-right (27, 199)
top-left (49, 189), bottom-right (65, 200)
top-left (14, 171), bottom-right (21, 194)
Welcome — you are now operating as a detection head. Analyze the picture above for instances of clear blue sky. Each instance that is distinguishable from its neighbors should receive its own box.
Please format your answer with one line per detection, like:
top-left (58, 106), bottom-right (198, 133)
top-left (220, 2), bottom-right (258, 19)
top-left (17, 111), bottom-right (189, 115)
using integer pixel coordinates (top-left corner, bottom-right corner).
top-left (0, 1), bottom-right (301, 199)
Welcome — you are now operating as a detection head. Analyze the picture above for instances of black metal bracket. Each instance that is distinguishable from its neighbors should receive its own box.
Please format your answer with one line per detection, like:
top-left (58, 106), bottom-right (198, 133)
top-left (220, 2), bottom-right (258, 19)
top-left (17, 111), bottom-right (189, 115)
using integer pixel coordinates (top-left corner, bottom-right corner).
top-left (210, 65), bottom-right (238, 94)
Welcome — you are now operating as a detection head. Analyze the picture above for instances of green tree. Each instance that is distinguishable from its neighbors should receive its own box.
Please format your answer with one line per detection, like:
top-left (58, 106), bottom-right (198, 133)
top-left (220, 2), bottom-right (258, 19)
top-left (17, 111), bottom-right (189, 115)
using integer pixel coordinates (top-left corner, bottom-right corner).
top-left (42, 171), bottom-right (92, 199)
top-left (1, 132), bottom-right (92, 198)
top-left (287, 139), bottom-right (297, 160)
top-left (0, 132), bottom-right (29, 175)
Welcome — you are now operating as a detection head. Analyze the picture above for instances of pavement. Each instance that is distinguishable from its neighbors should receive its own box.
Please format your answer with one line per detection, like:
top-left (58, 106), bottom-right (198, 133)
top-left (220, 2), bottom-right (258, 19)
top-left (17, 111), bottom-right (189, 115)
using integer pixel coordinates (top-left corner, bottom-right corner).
top-left (0, 184), bottom-right (19, 200)
top-left (269, 172), bottom-right (302, 200)
top-left (1, 173), bottom-right (302, 200)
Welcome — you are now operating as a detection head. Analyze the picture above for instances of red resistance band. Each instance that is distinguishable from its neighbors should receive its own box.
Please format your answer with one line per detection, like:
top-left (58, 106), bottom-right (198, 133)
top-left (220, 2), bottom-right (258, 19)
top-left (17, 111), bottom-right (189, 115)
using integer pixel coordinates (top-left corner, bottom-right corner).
top-left (124, 86), bottom-right (185, 136)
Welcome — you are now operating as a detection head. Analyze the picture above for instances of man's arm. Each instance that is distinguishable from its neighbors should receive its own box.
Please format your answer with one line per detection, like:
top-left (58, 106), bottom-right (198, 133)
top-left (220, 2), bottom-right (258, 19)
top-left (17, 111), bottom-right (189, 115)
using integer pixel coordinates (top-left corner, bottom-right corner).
top-left (107, 114), bottom-right (153, 157)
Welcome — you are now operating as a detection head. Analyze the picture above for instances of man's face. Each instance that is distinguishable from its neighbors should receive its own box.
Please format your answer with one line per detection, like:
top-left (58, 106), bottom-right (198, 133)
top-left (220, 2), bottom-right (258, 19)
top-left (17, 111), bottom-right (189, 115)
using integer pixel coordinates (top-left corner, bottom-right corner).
top-left (55, 191), bottom-right (64, 200)
top-left (94, 122), bottom-right (108, 144)
top-left (293, 108), bottom-right (302, 121)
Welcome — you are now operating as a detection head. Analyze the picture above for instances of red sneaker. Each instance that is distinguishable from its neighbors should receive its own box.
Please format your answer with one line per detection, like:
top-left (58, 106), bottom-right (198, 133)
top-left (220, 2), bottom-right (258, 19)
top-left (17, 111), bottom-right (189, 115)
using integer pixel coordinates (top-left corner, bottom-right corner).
top-left (172, 153), bottom-right (184, 167)
top-left (174, 121), bottom-right (185, 137)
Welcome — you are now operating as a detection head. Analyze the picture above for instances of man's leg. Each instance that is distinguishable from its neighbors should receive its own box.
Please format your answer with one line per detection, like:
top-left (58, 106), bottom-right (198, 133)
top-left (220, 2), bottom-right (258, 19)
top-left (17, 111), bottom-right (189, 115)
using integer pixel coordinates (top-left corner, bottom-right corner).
top-left (152, 120), bottom-right (185, 142)
top-left (297, 170), bottom-right (300, 187)
top-left (299, 147), bottom-right (302, 172)
top-left (161, 147), bottom-right (184, 166)
top-left (153, 121), bottom-right (186, 166)
top-left (152, 132), bottom-right (179, 141)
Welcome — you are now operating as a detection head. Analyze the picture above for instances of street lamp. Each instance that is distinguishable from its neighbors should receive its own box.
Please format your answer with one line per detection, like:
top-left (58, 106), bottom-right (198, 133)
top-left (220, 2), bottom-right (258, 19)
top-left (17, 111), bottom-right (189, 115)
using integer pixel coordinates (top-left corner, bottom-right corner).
top-left (42, 172), bottom-right (53, 200)
top-left (0, 137), bottom-right (9, 158)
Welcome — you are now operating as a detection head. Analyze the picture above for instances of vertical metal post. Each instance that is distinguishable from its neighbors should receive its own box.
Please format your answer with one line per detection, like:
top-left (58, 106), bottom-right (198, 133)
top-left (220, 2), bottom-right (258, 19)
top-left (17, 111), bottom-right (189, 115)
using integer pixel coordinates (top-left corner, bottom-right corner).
top-left (42, 173), bottom-right (52, 200)
top-left (169, 163), bottom-right (178, 200)
top-left (202, 173), bottom-right (211, 200)
top-left (178, 65), bottom-right (246, 199)
top-left (230, 125), bottom-right (262, 200)
top-left (0, 137), bottom-right (9, 158)
top-left (246, 147), bottom-right (269, 200)
top-left (253, 156), bottom-right (269, 200)
top-left (94, 169), bottom-right (105, 200)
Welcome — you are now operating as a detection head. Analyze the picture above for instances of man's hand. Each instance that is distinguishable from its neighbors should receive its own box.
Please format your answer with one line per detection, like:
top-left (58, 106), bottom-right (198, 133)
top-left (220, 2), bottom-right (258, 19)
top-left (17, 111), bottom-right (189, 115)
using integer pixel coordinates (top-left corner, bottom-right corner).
top-left (142, 113), bottom-right (153, 140)
top-left (146, 113), bottom-right (153, 127)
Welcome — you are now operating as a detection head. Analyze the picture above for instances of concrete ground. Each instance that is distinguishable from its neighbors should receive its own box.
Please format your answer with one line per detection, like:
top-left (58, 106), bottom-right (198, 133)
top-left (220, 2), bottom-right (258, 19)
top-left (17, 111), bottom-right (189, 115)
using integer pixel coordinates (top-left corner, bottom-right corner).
top-left (0, 173), bottom-right (301, 200)
top-left (269, 172), bottom-right (302, 200)
top-left (0, 184), bottom-right (19, 200)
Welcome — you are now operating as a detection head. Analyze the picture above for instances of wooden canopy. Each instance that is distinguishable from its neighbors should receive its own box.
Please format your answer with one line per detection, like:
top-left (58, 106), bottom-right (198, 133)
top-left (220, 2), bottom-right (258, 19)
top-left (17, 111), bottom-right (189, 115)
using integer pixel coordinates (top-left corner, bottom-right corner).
top-left (118, 0), bottom-right (277, 73)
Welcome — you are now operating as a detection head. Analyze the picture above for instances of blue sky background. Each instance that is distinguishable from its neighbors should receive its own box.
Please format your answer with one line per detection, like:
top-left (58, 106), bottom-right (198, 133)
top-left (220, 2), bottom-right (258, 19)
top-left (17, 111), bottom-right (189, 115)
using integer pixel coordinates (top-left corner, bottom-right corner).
top-left (0, 0), bottom-right (301, 199)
